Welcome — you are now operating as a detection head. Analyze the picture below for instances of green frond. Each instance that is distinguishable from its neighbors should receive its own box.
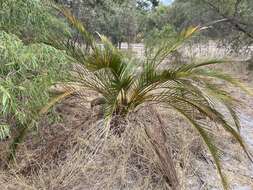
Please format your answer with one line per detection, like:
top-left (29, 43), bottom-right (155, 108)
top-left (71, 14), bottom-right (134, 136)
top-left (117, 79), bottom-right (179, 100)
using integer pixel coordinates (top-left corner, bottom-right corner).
top-left (54, 6), bottom-right (95, 48)
top-left (194, 69), bottom-right (253, 95)
top-left (193, 59), bottom-right (230, 68)
top-left (178, 84), bottom-right (252, 162)
top-left (214, 114), bottom-right (252, 162)
top-left (39, 89), bottom-right (74, 115)
top-left (167, 105), bottom-right (228, 190)
top-left (149, 26), bottom-right (200, 66)
top-left (175, 60), bottom-right (229, 73)
top-left (44, 7), bottom-right (95, 66)
top-left (86, 42), bottom-right (124, 75)
top-left (158, 77), bottom-right (252, 165)
top-left (127, 60), bottom-right (224, 111)
top-left (204, 83), bottom-right (241, 131)
top-left (226, 105), bottom-right (241, 130)
top-left (180, 26), bottom-right (200, 39)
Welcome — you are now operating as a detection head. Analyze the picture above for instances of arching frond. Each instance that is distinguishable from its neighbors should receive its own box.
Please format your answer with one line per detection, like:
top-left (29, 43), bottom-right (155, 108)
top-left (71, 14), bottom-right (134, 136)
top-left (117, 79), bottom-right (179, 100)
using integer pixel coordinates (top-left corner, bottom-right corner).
top-left (171, 106), bottom-right (228, 190)
top-left (54, 6), bottom-right (95, 49)
top-left (149, 26), bottom-right (200, 66)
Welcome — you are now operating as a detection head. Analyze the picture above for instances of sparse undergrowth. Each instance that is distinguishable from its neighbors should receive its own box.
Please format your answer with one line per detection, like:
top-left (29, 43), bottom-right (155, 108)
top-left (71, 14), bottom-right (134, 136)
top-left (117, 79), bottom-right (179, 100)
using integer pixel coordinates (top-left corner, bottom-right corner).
top-left (0, 91), bottom-right (253, 190)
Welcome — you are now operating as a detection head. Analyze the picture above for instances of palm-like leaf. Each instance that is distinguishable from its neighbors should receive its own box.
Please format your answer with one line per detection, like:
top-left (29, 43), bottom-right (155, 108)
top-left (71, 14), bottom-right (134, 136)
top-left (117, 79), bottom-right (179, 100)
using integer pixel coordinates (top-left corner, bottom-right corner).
top-left (45, 8), bottom-right (252, 190)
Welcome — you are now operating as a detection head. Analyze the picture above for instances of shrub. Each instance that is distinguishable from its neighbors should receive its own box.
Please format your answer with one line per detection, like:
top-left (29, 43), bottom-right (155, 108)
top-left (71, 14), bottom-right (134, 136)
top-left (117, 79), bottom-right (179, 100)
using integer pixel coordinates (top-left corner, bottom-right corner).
top-left (0, 31), bottom-right (71, 157)
top-left (45, 9), bottom-right (252, 189)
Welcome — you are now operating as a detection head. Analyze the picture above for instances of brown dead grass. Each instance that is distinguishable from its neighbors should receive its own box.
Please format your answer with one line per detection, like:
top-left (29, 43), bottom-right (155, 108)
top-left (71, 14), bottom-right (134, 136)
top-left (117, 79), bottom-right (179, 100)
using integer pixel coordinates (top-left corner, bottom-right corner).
top-left (1, 94), bottom-right (252, 190)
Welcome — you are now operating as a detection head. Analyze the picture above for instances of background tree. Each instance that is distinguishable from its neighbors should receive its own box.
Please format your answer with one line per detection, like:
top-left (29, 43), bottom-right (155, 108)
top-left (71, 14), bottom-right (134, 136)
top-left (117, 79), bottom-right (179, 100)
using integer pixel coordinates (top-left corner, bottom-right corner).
top-left (56, 0), bottom-right (138, 47)
top-left (138, 5), bottom-right (172, 42)
top-left (199, 0), bottom-right (253, 39)
top-left (0, 0), bottom-right (69, 43)
top-left (102, 0), bottom-right (138, 48)
top-left (167, 0), bottom-right (253, 51)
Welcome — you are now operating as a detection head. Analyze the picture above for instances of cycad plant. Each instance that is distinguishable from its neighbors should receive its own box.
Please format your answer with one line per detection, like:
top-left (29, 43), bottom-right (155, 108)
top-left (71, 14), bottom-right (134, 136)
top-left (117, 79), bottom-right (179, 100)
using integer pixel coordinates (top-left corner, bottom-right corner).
top-left (46, 8), bottom-right (253, 189)
top-left (8, 7), bottom-right (253, 189)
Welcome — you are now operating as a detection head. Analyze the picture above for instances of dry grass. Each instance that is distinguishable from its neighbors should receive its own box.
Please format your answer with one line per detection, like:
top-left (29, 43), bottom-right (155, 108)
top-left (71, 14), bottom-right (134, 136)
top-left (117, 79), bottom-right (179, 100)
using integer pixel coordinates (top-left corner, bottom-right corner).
top-left (1, 93), bottom-right (252, 190)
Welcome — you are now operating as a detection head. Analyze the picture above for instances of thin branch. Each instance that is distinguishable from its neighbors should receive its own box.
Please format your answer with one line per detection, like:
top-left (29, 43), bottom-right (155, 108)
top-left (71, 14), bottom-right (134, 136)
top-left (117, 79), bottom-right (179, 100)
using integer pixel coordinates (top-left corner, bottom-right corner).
top-left (202, 0), bottom-right (253, 39)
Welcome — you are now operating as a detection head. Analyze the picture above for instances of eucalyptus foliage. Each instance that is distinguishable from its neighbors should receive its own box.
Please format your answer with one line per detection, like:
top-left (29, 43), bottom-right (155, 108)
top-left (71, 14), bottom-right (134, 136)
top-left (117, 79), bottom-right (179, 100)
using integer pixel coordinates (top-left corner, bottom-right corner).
top-left (0, 31), bottom-right (71, 147)
top-left (0, 0), bottom-right (70, 42)
top-left (167, 0), bottom-right (253, 51)
top-left (144, 24), bottom-right (176, 49)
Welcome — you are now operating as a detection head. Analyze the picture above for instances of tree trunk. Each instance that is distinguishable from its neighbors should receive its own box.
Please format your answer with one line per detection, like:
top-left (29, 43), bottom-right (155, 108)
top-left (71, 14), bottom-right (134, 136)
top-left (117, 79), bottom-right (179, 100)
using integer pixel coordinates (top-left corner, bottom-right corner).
top-left (145, 106), bottom-right (180, 190)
